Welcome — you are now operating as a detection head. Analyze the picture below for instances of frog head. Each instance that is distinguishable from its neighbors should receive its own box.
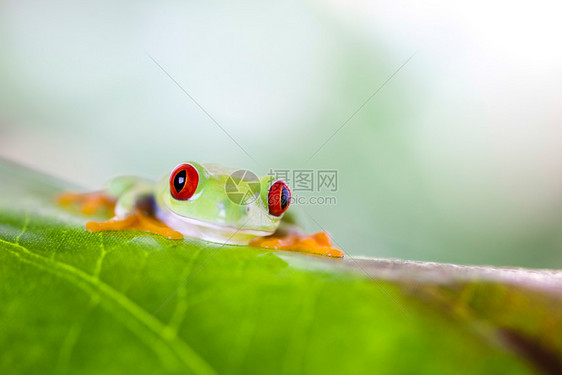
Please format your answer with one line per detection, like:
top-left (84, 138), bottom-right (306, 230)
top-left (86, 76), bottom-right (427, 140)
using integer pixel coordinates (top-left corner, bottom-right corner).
top-left (154, 162), bottom-right (291, 245)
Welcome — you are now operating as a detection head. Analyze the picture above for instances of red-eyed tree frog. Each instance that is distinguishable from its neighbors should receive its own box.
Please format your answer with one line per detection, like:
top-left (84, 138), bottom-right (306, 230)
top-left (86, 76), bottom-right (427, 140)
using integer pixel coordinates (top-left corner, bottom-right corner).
top-left (58, 162), bottom-right (343, 258)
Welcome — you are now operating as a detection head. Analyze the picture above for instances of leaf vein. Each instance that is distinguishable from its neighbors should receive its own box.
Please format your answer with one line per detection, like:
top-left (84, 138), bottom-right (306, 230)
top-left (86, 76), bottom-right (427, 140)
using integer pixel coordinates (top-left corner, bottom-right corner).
top-left (0, 237), bottom-right (216, 375)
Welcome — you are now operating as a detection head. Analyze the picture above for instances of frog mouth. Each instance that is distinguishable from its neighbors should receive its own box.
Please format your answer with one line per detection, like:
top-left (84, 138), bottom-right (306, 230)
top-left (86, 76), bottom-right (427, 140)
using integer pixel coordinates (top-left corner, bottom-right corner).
top-left (154, 204), bottom-right (274, 245)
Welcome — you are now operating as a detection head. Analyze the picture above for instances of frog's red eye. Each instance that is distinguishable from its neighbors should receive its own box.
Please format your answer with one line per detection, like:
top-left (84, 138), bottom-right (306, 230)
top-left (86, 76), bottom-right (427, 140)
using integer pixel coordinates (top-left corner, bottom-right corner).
top-left (268, 180), bottom-right (291, 216)
top-left (170, 163), bottom-right (199, 200)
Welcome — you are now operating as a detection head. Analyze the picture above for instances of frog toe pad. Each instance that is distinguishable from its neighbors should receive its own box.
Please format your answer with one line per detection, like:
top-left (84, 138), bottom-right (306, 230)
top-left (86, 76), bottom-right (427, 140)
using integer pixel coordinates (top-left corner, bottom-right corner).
top-left (249, 231), bottom-right (344, 258)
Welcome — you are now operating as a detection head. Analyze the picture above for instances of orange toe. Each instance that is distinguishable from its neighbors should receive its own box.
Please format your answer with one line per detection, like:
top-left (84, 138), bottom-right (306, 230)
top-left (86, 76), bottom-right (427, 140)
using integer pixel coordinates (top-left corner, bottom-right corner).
top-left (249, 231), bottom-right (343, 258)
top-left (86, 215), bottom-right (137, 232)
top-left (135, 209), bottom-right (183, 239)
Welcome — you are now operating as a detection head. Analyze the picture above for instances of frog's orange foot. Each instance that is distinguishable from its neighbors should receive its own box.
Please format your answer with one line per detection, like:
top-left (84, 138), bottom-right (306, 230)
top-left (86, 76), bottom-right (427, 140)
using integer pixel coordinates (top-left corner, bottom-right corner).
top-left (250, 231), bottom-right (344, 258)
top-left (57, 191), bottom-right (116, 215)
top-left (86, 209), bottom-right (183, 240)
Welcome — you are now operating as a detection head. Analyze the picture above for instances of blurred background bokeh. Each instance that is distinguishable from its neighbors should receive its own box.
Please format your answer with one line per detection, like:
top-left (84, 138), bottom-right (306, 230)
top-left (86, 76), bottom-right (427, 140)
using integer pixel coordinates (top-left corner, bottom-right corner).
top-left (1, 0), bottom-right (561, 267)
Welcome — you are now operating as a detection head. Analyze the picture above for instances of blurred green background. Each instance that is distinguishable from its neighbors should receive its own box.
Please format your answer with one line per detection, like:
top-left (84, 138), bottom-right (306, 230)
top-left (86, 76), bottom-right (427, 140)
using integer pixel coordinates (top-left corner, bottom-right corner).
top-left (1, 0), bottom-right (561, 268)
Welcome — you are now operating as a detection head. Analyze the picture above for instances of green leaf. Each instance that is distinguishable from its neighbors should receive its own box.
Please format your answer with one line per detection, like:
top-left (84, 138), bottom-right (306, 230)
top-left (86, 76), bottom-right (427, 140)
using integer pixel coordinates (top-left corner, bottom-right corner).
top-left (0, 159), bottom-right (549, 374)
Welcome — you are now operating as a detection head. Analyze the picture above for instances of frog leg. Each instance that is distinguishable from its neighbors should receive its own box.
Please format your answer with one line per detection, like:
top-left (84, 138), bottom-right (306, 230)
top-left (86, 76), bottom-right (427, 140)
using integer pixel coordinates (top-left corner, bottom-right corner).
top-left (86, 209), bottom-right (183, 240)
top-left (249, 231), bottom-right (344, 258)
top-left (59, 177), bottom-right (182, 240)
top-left (57, 191), bottom-right (116, 215)
top-left (86, 187), bottom-right (183, 239)
top-left (57, 176), bottom-right (155, 215)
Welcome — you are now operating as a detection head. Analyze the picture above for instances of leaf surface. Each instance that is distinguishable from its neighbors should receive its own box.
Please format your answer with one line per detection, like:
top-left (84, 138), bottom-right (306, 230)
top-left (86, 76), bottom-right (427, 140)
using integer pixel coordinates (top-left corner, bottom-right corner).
top-left (0, 159), bottom-right (546, 374)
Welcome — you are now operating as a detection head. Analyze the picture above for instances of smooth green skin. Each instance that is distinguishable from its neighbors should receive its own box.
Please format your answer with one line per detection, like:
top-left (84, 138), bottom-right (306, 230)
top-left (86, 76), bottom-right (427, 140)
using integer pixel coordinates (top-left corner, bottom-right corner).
top-left (107, 162), bottom-right (284, 234)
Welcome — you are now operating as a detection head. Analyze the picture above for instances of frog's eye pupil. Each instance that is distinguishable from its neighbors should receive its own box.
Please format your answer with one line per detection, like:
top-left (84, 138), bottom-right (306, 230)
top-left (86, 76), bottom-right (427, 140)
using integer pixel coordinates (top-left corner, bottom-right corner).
top-left (174, 170), bottom-right (186, 192)
top-left (268, 180), bottom-right (291, 217)
top-left (170, 164), bottom-right (199, 200)
top-left (280, 185), bottom-right (290, 210)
